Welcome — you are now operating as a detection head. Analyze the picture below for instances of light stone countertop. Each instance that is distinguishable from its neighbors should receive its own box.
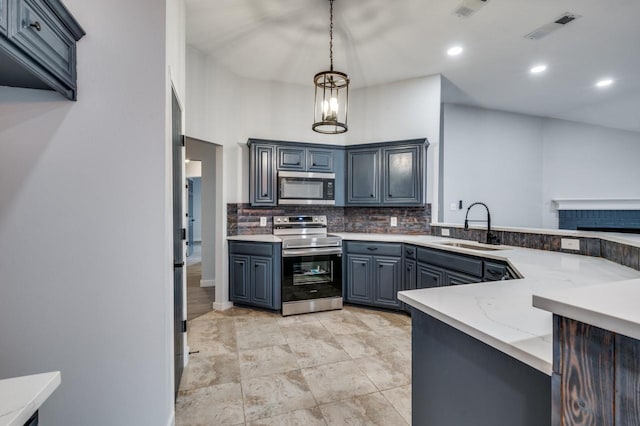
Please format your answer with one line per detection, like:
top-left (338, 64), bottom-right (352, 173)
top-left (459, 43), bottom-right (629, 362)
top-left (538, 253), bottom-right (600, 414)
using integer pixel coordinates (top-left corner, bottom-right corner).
top-left (533, 278), bottom-right (640, 341)
top-left (227, 234), bottom-right (282, 243)
top-left (0, 372), bottom-right (61, 426)
top-left (226, 232), bottom-right (640, 374)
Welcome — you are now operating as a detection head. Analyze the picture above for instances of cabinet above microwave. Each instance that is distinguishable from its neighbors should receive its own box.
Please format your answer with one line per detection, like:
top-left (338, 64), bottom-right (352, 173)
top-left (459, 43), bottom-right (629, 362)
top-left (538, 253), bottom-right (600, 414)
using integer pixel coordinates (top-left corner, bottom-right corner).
top-left (247, 138), bottom-right (428, 208)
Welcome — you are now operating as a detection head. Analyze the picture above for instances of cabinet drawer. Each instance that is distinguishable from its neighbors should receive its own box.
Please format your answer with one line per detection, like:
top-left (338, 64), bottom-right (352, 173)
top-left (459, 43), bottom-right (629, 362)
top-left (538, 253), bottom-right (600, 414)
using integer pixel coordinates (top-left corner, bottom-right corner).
top-left (417, 247), bottom-right (483, 277)
top-left (403, 244), bottom-right (417, 260)
top-left (345, 241), bottom-right (402, 257)
top-left (229, 241), bottom-right (274, 257)
top-left (9, 0), bottom-right (76, 86)
top-left (484, 262), bottom-right (508, 281)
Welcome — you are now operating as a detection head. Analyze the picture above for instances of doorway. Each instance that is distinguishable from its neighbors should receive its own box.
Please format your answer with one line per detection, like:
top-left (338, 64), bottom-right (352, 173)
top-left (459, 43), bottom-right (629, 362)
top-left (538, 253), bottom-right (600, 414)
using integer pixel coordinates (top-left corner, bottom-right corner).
top-left (171, 88), bottom-right (185, 396)
top-left (185, 139), bottom-right (217, 320)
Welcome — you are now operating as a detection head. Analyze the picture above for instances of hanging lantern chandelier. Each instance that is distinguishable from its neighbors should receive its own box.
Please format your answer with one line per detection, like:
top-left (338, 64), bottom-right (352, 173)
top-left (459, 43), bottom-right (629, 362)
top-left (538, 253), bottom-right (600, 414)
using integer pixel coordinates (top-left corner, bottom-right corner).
top-left (312, 0), bottom-right (349, 134)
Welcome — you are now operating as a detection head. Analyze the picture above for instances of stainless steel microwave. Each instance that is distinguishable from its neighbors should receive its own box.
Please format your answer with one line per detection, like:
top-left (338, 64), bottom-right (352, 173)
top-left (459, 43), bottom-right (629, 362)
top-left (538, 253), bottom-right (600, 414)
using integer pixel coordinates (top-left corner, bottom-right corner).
top-left (278, 171), bottom-right (335, 205)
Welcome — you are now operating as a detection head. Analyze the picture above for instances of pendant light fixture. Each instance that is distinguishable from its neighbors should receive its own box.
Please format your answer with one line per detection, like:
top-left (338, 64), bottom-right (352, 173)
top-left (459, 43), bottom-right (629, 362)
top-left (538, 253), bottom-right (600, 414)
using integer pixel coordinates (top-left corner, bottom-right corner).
top-left (312, 0), bottom-right (349, 134)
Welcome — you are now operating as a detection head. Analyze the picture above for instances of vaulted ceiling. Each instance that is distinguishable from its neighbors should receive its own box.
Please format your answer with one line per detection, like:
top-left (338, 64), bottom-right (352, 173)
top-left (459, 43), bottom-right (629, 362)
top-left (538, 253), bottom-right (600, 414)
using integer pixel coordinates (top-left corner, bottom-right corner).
top-left (186, 0), bottom-right (640, 132)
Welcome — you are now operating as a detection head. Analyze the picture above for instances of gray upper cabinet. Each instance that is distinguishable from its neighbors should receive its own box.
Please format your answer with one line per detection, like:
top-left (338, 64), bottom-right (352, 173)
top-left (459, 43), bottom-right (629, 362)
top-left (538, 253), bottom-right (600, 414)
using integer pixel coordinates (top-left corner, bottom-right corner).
top-left (346, 139), bottom-right (427, 207)
top-left (277, 147), bottom-right (306, 171)
top-left (307, 149), bottom-right (334, 172)
top-left (0, 0), bottom-right (84, 99)
top-left (347, 148), bottom-right (380, 204)
top-left (383, 145), bottom-right (422, 204)
top-left (250, 143), bottom-right (276, 206)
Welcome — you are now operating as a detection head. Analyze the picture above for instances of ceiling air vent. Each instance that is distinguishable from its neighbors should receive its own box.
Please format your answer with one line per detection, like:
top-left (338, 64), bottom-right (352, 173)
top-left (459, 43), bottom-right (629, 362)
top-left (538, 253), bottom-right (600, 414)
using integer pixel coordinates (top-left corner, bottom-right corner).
top-left (524, 12), bottom-right (581, 40)
top-left (454, 0), bottom-right (489, 18)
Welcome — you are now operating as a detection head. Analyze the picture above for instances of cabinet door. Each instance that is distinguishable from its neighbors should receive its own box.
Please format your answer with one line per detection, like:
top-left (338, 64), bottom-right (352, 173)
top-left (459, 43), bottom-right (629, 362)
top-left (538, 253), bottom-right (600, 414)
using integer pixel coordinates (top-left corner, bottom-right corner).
top-left (277, 147), bottom-right (306, 171)
top-left (252, 145), bottom-right (276, 205)
top-left (417, 263), bottom-right (444, 289)
top-left (347, 149), bottom-right (380, 204)
top-left (0, 0), bottom-right (7, 35)
top-left (383, 145), bottom-right (421, 204)
top-left (404, 258), bottom-right (417, 291)
top-left (346, 254), bottom-right (373, 304)
top-left (230, 255), bottom-right (250, 303)
top-left (251, 256), bottom-right (273, 308)
top-left (374, 257), bottom-right (402, 309)
top-left (308, 149), bottom-right (334, 172)
top-left (444, 270), bottom-right (480, 286)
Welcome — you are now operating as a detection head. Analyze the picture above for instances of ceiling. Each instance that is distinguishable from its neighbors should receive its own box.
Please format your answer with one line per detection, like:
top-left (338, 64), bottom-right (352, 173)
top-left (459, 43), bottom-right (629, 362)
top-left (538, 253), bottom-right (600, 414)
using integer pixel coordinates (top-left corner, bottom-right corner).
top-left (185, 0), bottom-right (640, 132)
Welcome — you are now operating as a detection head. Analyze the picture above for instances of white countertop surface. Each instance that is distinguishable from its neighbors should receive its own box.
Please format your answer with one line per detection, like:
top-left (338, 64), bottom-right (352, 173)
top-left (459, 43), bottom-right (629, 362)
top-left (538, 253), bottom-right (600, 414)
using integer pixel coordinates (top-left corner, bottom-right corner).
top-left (226, 231), bottom-right (640, 374)
top-left (0, 372), bottom-right (61, 426)
top-left (533, 278), bottom-right (640, 341)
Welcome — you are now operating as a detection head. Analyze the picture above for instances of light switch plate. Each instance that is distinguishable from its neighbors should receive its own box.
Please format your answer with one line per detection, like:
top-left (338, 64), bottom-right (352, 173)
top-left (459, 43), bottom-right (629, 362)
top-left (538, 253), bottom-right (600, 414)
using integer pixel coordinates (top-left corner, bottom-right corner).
top-left (441, 228), bottom-right (450, 237)
top-left (390, 217), bottom-right (398, 227)
top-left (561, 238), bottom-right (580, 251)
top-left (260, 217), bottom-right (267, 227)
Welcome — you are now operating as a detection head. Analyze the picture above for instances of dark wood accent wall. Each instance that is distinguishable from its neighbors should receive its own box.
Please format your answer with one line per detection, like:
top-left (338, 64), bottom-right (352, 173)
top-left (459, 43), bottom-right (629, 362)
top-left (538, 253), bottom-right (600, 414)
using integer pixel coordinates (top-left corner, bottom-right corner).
top-left (553, 315), bottom-right (640, 426)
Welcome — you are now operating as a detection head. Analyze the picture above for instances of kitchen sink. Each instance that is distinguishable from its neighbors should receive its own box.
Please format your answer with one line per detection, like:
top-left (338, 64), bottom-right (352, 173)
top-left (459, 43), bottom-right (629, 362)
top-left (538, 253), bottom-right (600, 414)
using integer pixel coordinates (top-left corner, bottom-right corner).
top-left (438, 242), bottom-right (505, 251)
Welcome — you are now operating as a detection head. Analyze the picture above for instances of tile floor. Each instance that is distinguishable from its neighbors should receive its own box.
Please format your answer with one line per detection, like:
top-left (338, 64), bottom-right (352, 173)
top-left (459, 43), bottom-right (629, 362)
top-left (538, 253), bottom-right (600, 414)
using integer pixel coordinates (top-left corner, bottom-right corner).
top-left (176, 305), bottom-right (412, 425)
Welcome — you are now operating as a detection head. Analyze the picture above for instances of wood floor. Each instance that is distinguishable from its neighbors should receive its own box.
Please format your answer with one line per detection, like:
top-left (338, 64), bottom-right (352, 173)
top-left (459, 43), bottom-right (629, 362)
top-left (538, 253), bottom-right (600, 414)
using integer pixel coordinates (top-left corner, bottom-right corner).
top-left (187, 261), bottom-right (216, 321)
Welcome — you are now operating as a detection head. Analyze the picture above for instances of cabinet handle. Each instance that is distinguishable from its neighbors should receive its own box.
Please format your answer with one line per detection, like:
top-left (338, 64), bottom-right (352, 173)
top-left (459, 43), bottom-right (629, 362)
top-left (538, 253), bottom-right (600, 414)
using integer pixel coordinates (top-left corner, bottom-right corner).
top-left (30, 21), bottom-right (42, 31)
top-left (262, 193), bottom-right (267, 197)
top-left (407, 267), bottom-right (411, 271)
top-left (312, 163), bottom-right (316, 166)
top-left (379, 264), bottom-right (383, 268)
top-left (370, 194), bottom-right (374, 197)
top-left (389, 194), bottom-right (393, 197)
top-left (367, 247), bottom-right (378, 251)
top-left (361, 263), bottom-right (366, 266)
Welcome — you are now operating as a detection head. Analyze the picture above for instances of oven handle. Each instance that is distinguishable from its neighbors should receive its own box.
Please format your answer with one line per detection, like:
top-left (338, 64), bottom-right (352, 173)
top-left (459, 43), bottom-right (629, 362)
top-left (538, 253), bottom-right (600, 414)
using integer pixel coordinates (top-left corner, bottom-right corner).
top-left (283, 247), bottom-right (343, 257)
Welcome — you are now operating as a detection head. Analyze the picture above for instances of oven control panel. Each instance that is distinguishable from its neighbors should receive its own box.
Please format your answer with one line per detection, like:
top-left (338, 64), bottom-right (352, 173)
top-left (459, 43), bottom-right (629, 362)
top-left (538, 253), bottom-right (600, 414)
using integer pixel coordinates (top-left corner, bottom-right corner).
top-left (274, 216), bottom-right (327, 225)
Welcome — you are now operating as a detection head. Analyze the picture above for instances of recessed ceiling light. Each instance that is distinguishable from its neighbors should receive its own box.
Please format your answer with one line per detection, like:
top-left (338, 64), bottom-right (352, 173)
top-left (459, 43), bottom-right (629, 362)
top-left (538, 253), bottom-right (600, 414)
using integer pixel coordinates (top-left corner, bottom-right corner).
top-left (530, 64), bottom-right (547, 74)
top-left (595, 78), bottom-right (614, 88)
top-left (447, 46), bottom-right (464, 56)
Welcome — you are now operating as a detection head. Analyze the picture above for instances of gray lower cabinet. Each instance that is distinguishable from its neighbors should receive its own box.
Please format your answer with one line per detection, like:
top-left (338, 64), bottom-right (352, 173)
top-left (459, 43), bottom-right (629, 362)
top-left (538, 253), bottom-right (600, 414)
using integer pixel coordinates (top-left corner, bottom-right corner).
top-left (344, 242), bottom-right (403, 309)
top-left (346, 254), bottom-right (373, 304)
top-left (345, 242), bottom-right (513, 312)
top-left (229, 241), bottom-right (281, 310)
top-left (0, 0), bottom-right (84, 99)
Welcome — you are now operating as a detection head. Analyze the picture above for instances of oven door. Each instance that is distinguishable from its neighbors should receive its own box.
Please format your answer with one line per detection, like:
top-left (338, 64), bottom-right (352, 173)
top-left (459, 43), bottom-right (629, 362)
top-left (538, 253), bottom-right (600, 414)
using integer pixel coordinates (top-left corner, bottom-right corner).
top-left (282, 247), bottom-right (342, 303)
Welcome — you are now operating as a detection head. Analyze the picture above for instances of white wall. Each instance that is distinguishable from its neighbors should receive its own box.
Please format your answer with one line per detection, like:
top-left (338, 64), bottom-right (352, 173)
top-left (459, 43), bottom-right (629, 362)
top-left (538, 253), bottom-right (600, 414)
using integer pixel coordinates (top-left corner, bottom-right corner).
top-left (0, 0), bottom-right (184, 425)
top-left (541, 120), bottom-right (640, 228)
top-left (348, 75), bottom-right (442, 210)
top-left (442, 104), bottom-right (544, 227)
top-left (441, 103), bottom-right (640, 229)
top-left (185, 51), bottom-right (443, 306)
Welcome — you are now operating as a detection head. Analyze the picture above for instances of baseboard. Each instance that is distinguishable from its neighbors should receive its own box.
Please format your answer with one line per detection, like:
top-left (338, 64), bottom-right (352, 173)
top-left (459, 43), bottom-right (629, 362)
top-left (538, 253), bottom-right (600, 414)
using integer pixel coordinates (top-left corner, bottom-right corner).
top-left (167, 410), bottom-right (175, 426)
top-left (213, 301), bottom-right (233, 311)
top-left (200, 279), bottom-right (215, 287)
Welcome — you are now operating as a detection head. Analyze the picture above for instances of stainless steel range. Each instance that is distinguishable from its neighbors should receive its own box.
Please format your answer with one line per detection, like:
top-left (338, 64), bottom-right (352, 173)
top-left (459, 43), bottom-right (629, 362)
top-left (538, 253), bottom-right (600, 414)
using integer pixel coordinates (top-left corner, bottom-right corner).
top-left (274, 215), bottom-right (343, 316)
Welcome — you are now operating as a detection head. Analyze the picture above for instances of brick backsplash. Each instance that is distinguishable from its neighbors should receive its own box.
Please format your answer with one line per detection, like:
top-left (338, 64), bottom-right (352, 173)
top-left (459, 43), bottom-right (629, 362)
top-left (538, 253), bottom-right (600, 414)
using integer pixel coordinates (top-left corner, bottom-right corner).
top-left (227, 204), bottom-right (431, 236)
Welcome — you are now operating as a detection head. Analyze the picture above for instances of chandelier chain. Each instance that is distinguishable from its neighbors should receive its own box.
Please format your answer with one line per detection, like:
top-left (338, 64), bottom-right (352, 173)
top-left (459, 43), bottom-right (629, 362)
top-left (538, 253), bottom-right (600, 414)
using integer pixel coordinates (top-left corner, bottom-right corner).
top-left (329, 0), bottom-right (334, 71)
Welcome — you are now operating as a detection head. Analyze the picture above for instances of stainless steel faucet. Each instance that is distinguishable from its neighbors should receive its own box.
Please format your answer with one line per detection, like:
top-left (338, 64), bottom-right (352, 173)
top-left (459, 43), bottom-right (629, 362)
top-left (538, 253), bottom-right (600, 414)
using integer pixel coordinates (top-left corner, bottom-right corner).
top-left (464, 202), bottom-right (499, 245)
